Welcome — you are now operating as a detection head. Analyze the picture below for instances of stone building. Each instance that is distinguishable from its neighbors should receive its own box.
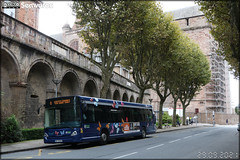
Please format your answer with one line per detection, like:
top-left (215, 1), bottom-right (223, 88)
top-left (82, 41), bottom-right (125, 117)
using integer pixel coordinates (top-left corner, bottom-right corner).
top-left (1, 0), bottom-right (40, 29)
top-left (50, 20), bottom-right (134, 83)
top-left (150, 6), bottom-right (232, 122)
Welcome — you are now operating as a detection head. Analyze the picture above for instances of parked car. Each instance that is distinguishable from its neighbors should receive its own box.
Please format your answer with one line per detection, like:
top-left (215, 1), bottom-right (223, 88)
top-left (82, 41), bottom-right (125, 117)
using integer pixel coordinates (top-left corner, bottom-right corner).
top-left (238, 123), bottom-right (240, 131)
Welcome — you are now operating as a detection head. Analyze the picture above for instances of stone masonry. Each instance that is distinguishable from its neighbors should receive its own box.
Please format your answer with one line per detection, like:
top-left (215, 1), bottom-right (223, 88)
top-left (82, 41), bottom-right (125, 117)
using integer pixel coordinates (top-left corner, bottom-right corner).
top-left (0, 12), bottom-right (149, 128)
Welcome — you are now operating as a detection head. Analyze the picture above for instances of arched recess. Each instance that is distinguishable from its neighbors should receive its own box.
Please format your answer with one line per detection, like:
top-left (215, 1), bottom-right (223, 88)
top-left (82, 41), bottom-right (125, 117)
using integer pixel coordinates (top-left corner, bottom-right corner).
top-left (83, 79), bottom-right (98, 97)
top-left (106, 88), bottom-right (111, 99)
top-left (122, 92), bottom-right (128, 102)
top-left (1, 48), bottom-right (20, 118)
top-left (26, 61), bottom-right (54, 128)
top-left (113, 89), bottom-right (120, 100)
top-left (130, 95), bottom-right (135, 102)
top-left (136, 97), bottom-right (139, 103)
top-left (60, 71), bottom-right (80, 96)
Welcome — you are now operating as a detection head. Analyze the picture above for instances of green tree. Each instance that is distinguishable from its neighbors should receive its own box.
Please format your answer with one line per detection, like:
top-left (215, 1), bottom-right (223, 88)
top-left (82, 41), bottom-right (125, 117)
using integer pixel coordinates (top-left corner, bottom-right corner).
top-left (197, 1), bottom-right (240, 78)
top-left (167, 34), bottom-right (210, 127)
top-left (72, 0), bottom-right (130, 98)
top-left (119, 1), bottom-right (165, 103)
top-left (151, 13), bottom-right (182, 129)
top-left (178, 41), bottom-right (211, 125)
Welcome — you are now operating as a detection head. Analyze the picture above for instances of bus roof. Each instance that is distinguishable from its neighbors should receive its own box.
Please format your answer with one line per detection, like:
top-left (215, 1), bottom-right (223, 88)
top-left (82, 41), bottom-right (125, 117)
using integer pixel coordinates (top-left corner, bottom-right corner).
top-left (46, 95), bottom-right (152, 109)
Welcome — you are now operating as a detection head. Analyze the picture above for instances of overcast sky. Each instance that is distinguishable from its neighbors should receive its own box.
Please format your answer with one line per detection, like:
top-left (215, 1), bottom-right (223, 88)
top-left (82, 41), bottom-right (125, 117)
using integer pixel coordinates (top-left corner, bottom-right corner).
top-left (38, 1), bottom-right (239, 109)
top-left (38, 1), bottom-right (197, 35)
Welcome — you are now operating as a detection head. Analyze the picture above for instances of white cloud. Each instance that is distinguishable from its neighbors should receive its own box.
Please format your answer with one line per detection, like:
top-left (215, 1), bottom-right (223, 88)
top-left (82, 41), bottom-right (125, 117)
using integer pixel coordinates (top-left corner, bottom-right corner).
top-left (39, 1), bottom-right (75, 36)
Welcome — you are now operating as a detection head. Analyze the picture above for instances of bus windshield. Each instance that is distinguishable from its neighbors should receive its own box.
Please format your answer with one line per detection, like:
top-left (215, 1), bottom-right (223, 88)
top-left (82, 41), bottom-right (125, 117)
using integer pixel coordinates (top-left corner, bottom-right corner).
top-left (44, 104), bottom-right (81, 129)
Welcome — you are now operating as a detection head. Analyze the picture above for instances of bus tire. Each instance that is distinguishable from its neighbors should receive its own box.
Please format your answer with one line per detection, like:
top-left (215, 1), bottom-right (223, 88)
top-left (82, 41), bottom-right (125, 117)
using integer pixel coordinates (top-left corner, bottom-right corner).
top-left (100, 130), bottom-right (108, 144)
top-left (140, 127), bottom-right (146, 138)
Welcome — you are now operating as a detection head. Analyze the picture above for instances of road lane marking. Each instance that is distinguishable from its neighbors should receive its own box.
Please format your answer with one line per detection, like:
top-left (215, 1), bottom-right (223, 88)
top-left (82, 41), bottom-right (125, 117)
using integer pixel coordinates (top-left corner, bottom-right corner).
top-left (147, 144), bottom-right (164, 150)
top-left (18, 157), bottom-right (33, 159)
top-left (183, 135), bottom-right (192, 139)
top-left (113, 152), bottom-right (138, 159)
top-left (169, 139), bottom-right (181, 143)
top-left (48, 150), bottom-right (71, 155)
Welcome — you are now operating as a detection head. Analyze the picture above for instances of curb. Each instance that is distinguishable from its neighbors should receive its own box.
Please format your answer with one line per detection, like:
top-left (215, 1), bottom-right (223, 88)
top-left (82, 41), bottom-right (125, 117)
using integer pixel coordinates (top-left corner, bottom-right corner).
top-left (156, 124), bottom-right (212, 133)
top-left (1, 143), bottom-right (64, 155)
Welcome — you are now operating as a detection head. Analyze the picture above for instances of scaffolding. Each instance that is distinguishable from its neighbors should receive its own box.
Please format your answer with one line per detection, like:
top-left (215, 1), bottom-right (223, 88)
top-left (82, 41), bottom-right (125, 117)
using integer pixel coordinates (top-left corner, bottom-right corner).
top-left (205, 41), bottom-right (227, 112)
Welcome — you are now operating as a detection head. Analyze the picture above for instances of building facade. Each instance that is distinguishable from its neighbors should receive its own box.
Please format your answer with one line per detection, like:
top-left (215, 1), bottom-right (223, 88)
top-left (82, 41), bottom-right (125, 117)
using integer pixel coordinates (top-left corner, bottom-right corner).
top-left (2, 0), bottom-right (40, 29)
top-left (150, 6), bottom-right (231, 117)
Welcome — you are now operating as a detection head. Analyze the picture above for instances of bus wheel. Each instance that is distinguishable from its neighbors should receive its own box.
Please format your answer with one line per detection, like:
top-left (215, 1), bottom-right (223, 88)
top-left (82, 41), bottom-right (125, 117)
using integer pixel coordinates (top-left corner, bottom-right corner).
top-left (100, 131), bottom-right (108, 144)
top-left (141, 128), bottom-right (146, 138)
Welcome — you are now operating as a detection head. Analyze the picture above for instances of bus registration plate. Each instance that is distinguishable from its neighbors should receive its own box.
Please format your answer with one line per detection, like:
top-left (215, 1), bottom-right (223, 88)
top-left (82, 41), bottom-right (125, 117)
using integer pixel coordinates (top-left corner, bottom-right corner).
top-left (55, 140), bottom-right (63, 142)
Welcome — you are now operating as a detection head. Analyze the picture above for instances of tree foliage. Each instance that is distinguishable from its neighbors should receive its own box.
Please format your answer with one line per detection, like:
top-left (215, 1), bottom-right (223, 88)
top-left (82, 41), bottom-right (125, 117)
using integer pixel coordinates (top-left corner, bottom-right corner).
top-left (151, 13), bottom-right (183, 129)
top-left (163, 31), bottom-right (211, 127)
top-left (72, 0), bottom-right (130, 98)
top-left (119, 2), bottom-right (169, 103)
top-left (197, 0), bottom-right (240, 78)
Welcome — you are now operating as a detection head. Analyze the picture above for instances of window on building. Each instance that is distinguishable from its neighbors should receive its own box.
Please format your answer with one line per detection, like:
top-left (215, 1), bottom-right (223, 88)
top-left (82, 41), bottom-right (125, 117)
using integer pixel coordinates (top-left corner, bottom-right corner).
top-left (69, 40), bottom-right (79, 51)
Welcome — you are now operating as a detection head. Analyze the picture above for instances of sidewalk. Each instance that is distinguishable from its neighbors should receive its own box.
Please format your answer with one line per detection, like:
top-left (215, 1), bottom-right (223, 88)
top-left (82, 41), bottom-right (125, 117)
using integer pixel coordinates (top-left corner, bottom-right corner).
top-left (1, 123), bottom-right (212, 154)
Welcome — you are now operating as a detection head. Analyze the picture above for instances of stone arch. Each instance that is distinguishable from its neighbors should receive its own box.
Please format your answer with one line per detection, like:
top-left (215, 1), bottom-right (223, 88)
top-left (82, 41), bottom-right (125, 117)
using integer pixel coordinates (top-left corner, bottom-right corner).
top-left (113, 89), bottom-right (120, 100)
top-left (83, 78), bottom-right (98, 97)
top-left (122, 92), bottom-right (128, 102)
top-left (1, 48), bottom-right (21, 118)
top-left (26, 61), bottom-right (55, 128)
top-left (106, 88), bottom-right (112, 99)
top-left (130, 95), bottom-right (135, 102)
top-left (25, 59), bottom-right (55, 82)
top-left (60, 70), bottom-right (81, 96)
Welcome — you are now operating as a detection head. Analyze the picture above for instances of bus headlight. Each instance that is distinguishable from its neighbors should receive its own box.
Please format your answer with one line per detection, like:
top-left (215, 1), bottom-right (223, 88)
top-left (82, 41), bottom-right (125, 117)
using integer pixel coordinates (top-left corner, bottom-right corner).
top-left (71, 131), bottom-right (78, 136)
top-left (44, 133), bottom-right (48, 137)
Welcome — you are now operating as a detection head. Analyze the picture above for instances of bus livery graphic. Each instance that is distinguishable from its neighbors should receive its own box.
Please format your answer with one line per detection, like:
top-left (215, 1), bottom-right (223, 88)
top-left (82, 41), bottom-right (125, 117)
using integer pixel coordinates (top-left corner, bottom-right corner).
top-left (44, 96), bottom-right (156, 144)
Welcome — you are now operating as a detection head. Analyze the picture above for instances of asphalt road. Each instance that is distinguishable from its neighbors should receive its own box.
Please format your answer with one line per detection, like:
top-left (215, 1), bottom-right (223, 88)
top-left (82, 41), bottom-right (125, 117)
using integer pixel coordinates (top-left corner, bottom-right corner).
top-left (2, 126), bottom-right (239, 159)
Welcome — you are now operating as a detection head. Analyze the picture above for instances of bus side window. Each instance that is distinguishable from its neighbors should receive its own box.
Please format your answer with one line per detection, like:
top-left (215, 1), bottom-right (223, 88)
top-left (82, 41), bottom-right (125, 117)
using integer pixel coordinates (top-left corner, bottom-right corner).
top-left (83, 104), bottom-right (95, 123)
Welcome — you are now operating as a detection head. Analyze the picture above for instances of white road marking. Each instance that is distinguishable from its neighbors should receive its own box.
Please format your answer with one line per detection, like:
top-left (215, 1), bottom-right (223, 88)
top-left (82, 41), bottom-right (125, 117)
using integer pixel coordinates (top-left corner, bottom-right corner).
top-left (169, 139), bottom-right (181, 143)
top-left (183, 135), bottom-right (192, 139)
top-left (147, 144), bottom-right (164, 150)
top-left (113, 152), bottom-right (138, 159)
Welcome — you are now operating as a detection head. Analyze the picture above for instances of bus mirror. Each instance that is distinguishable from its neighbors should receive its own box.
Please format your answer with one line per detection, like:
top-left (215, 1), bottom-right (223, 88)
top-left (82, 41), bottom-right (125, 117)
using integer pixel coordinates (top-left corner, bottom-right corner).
top-left (153, 114), bottom-right (156, 122)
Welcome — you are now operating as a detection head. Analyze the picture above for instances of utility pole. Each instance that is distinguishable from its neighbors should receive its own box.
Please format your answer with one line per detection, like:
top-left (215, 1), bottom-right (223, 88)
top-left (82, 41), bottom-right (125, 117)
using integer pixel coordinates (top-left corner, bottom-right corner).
top-left (213, 111), bottom-right (215, 127)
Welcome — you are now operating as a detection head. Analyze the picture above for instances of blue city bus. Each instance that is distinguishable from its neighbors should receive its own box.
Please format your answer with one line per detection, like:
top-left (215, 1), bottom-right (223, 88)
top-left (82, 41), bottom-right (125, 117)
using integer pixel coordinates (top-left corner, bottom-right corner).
top-left (44, 96), bottom-right (156, 144)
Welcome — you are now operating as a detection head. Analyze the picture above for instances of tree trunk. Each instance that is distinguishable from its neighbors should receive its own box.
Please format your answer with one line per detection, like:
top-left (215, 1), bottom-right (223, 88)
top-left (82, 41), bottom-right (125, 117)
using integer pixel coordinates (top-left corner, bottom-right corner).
top-left (100, 73), bottom-right (111, 98)
top-left (172, 98), bottom-right (177, 127)
top-left (182, 107), bottom-right (186, 125)
top-left (158, 100), bottom-right (164, 129)
top-left (138, 88), bottom-right (145, 103)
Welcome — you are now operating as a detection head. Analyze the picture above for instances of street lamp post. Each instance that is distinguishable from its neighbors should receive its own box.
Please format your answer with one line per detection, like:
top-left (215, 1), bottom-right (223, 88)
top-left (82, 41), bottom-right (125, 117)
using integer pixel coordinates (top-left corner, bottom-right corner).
top-left (52, 79), bottom-right (61, 97)
top-left (149, 98), bottom-right (153, 105)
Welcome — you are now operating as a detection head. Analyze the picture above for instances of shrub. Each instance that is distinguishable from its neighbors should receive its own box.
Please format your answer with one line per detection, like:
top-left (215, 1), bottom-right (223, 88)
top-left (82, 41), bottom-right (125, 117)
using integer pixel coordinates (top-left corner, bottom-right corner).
top-left (162, 112), bottom-right (172, 124)
top-left (176, 114), bottom-right (181, 124)
top-left (22, 128), bottom-right (44, 140)
top-left (1, 115), bottom-right (22, 143)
